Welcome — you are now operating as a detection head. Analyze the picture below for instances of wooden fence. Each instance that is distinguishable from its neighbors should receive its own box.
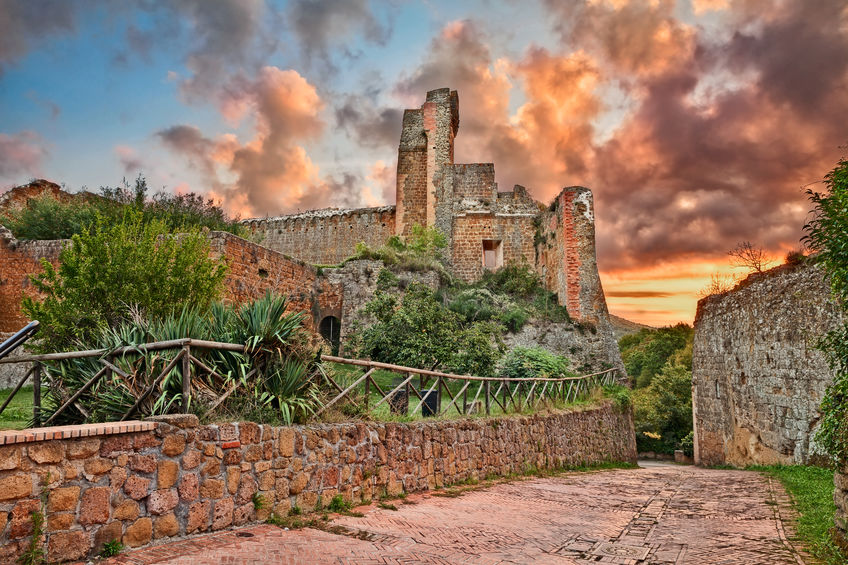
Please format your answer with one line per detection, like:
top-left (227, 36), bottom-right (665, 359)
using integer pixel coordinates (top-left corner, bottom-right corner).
top-left (0, 339), bottom-right (619, 427)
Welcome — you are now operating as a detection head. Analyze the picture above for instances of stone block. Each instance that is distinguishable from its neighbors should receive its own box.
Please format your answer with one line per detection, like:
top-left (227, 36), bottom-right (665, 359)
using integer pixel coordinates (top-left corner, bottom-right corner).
top-left (48, 530), bottom-right (89, 562)
top-left (9, 499), bottom-right (39, 538)
top-left (227, 466), bottom-right (241, 494)
top-left (66, 438), bottom-right (101, 459)
top-left (158, 459), bottom-right (179, 489)
top-left (49, 486), bottom-right (80, 512)
top-left (182, 449), bottom-right (202, 470)
top-left (93, 521), bottom-right (123, 553)
top-left (186, 500), bottom-right (211, 533)
top-left (124, 517), bottom-right (153, 548)
top-left (154, 512), bottom-right (180, 538)
top-left (147, 414), bottom-right (199, 428)
top-left (233, 502), bottom-right (253, 525)
top-left (279, 428), bottom-right (295, 457)
top-left (113, 498), bottom-right (139, 521)
top-left (79, 486), bottom-right (111, 525)
top-left (200, 478), bottom-right (225, 499)
top-left (212, 498), bottom-right (234, 530)
top-left (147, 489), bottom-right (179, 515)
top-left (123, 475), bottom-right (151, 500)
top-left (179, 473), bottom-right (199, 501)
top-left (0, 445), bottom-right (21, 470)
top-left (130, 454), bottom-right (157, 473)
top-left (290, 472), bottom-right (307, 494)
top-left (84, 457), bottom-right (114, 476)
top-left (47, 512), bottom-right (74, 532)
top-left (27, 442), bottom-right (64, 464)
top-left (162, 433), bottom-right (187, 456)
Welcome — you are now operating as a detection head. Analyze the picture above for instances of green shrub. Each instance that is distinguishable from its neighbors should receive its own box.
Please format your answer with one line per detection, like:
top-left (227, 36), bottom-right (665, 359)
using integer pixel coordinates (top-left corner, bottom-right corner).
top-left (3, 174), bottom-right (247, 240)
top-left (348, 224), bottom-right (449, 276)
top-left (478, 264), bottom-right (541, 298)
top-left (497, 347), bottom-right (575, 380)
top-left (632, 362), bottom-right (693, 454)
top-left (22, 209), bottom-right (227, 353)
top-left (353, 283), bottom-right (501, 377)
top-left (678, 430), bottom-right (694, 457)
top-left (38, 292), bottom-right (323, 426)
top-left (619, 324), bottom-right (692, 388)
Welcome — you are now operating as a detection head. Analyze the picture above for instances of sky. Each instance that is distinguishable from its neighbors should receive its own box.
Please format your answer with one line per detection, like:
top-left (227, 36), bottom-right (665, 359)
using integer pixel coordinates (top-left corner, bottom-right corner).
top-left (1, 0), bottom-right (846, 326)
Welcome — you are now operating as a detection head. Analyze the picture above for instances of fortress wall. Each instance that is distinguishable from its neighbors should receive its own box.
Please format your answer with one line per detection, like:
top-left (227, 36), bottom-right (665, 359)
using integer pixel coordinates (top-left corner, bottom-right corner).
top-left (692, 262), bottom-right (841, 466)
top-left (240, 207), bottom-right (396, 266)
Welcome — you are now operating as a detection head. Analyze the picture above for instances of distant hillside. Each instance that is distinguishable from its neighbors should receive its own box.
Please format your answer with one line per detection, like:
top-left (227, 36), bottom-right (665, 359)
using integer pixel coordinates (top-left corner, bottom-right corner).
top-left (609, 314), bottom-right (654, 340)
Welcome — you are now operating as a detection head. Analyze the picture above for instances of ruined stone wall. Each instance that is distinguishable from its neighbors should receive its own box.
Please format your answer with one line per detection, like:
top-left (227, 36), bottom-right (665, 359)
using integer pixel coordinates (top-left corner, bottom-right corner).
top-left (0, 403), bottom-right (636, 562)
top-left (240, 206), bottom-right (396, 266)
top-left (450, 214), bottom-right (536, 282)
top-left (504, 321), bottom-right (626, 375)
top-left (0, 227), bottom-right (64, 333)
top-left (692, 262), bottom-right (842, 467)
top-left (207, 231), bottom-right (342, 327)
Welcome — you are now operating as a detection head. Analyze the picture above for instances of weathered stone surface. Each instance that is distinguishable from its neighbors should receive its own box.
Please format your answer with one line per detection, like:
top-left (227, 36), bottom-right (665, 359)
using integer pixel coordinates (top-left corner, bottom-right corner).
top-left (186, 500), bottom-right (211, 533)
top-left (27, 441), bottom-right (64, 464)
top-left (182, 449), bottom-right (202, 470)
top-left (0, 445), bottom-right (21, 470)
top-left (693, 262), bottom-right (842, 467)
top-left (130, 454), bottom-right (157, 473)
top-left (93, 521), bottom-right (123, 553)
top-left (79, 486), bottom-right (110, 525)
top-left (200, 478), bottom-right (225, 499)
top-left (162, 434), bottom-right (187, 456)
top-left (233, 502), bottom-right (253, 526)
top-left (123, 475), bottom-right (151, 500)
top-left (84, 457), bottom-right (114, 476)
top-left (154, 512), bottom-right (180, 538)
top-left (179, 473), bottom-right (199, 501)
top-left (158, 459), bottom-right (179, 489)
top-left (147, 489), bottom-right (179, 515)
top-left (0, 474), bottom-right (31, 501)
top-left (48, 530), bottom-right (89, 562)
top-left (49, 486), bottom-right (80, 512)
top-left (212, 498), bottom-right (234, 530)
top-left (9, 499), bottom-right (39, 538)
top-left (124, 517), bottom-right (153, 547)
top-left (147, 414), bottom-right (199, 429)
top-left (66, 438), bottom-right (100, 459)
top-left (278, 428), bottom-right (295, 457)
top-left (113, 498), bottom-right (139, 521)
top-left (47, 512), bottom-right (74, 532)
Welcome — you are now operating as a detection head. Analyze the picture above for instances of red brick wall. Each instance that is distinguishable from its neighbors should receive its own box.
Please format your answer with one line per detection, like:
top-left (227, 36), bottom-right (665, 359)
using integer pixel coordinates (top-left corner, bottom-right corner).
top-left (0, 229), bottom-right (64, 332)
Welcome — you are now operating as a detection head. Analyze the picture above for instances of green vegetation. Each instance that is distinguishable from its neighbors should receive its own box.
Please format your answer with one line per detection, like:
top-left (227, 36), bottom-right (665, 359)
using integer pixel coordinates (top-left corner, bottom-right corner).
top-left (99, 540), bottom-right (124, 558)
top-left (350, 282), bottom-right (502, 378)
top-left (23, 209), bottom-right (227, 353)
top-left (497, 347), bottom-right (576, 380)
top-left (0, 386), bottom-right (34, 430)
top-left (38, 292), bottom-right (324, 426)
top-left (619, 324), bottom-right (693, 454)
top-left (753, 465), bottom-right (844, 564)
top-left (348, 224), bottom-right (450, 276)
top-left (2, 174), bottom-right (247, 240)
top-left (18, 473), bottom-right (49, 565)
top-left (807, 158), bottom-right (848, 465)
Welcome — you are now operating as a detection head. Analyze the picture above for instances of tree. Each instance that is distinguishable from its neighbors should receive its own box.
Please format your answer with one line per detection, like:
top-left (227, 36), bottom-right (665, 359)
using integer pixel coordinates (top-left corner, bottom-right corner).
top-left (728, 241), bottom-right (773, 274)
top-left (23, 209), bottom-right (227, 352)
top-left (806, 158), bottom-right (848, 463)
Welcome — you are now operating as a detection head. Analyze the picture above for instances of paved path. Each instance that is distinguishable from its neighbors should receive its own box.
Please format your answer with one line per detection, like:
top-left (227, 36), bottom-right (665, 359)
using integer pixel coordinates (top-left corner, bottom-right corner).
top-left (99, 463), bottom-right (806, 565)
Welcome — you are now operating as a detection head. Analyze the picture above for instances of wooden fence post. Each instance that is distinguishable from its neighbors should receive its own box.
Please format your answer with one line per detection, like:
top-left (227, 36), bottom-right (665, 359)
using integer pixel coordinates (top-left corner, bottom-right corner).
top-left (33, 362), bottom-right (41, 427)
top-left (484, 381), bottom-right (490, 415)
top-left (181, 345), bottom-right (191, 413)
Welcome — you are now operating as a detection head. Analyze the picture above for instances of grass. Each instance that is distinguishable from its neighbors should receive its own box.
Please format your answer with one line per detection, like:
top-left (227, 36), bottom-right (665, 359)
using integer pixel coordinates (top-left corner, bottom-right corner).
top-left (0, 386), bottom-right (33, 430)
top-left (752, 465), bottom-right (846, 564)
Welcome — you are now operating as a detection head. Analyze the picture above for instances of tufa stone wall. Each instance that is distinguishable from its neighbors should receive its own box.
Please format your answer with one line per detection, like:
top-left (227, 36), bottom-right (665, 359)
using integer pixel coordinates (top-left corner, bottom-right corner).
top-left (240, 206), bottom-right (396, 266)
top-left (692, 262), bottom-right (842, 467)
top-left (0, 404), bottom-right (635, 562)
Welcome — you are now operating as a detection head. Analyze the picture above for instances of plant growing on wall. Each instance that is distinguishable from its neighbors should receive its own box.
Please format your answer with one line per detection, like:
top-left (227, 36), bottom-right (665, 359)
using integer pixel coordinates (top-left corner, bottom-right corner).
top-left (806, 158), bottom-right (848, 463)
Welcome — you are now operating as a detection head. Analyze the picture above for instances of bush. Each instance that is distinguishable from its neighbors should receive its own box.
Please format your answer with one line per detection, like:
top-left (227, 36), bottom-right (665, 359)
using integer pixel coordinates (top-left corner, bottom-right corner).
top-left (353, 282), bottom-right (501, 377)
top-left (22, 209), bottom-right (227, 352)
top-left (807, 158), bottom-right (848, 464)
top-left (632, 362), bottom-right (693, 454)
top-left (678, 430), bottom-right (694, 457)
top-left (619, 323), bottom-right (692, 388)
top-left (3, 174), bottom-right (247, 240)
top-left (348, 224), bottom-right (449, 275)
top-left (39, 292), bottom-right (324, 425)
top-left (497, 347), bottom-right (575, 380)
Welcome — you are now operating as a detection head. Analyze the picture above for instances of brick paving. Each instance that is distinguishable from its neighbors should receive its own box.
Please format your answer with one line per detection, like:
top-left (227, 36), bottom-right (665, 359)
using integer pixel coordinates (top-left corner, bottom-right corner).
top-left (95, 462), bottom-right (806, 564)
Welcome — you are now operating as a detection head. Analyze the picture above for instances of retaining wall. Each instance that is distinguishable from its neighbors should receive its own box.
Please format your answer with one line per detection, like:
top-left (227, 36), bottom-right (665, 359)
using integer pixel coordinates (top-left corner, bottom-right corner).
top-left (0, 403), bottom-right (635, 562)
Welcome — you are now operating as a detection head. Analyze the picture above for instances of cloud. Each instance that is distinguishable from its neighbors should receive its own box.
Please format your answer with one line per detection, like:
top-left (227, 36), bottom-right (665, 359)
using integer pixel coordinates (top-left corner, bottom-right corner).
top-left (159, 66), bottom-right (370, 217)
top-left (0, 0), bottom-right (78, 74)
top-left (606, 291), bottom-right (676, 298)
top-left (114, 145), bottom-right (144, 174)
top-left (0, 131), bottom-right (47, 183)
top-left (334, 94), bottom-right (402, 149)
top-left (289, 0), bottom-right (391, 67)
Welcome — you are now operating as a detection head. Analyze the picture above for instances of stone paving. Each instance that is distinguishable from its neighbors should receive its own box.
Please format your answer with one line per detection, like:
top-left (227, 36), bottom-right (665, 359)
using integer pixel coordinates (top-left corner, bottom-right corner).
top-left (95, 462), bottom-right (806, 565)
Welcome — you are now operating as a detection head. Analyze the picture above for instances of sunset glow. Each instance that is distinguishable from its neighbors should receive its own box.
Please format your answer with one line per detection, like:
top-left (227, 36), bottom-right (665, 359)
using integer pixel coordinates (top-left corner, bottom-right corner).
top-left (1, 0), bottom-right (846, 326)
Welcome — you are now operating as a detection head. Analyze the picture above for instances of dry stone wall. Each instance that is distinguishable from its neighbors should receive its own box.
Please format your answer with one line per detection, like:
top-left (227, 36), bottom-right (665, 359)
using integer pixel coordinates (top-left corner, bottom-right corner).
top-left (692, 262), bottom-right (842, 466)
top-left (0, 404), bottom-right (635, 562)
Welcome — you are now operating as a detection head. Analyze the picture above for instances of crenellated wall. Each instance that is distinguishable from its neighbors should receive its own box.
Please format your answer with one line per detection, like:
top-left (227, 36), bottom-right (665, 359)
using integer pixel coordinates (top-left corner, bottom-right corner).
top-left (0, 404), bottom-right (635, 562)
top-left (240, 206), bottom-right (396, 267)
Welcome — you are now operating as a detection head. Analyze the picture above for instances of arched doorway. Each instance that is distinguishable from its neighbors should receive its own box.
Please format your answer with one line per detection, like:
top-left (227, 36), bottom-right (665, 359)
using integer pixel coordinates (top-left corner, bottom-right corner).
top-left (319, 316), bottom-right (341, 355)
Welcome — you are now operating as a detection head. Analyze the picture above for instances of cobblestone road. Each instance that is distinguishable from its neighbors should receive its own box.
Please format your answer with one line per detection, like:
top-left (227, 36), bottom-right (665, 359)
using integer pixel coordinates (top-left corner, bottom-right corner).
top-left (98, 462), bottom-right (806, 565)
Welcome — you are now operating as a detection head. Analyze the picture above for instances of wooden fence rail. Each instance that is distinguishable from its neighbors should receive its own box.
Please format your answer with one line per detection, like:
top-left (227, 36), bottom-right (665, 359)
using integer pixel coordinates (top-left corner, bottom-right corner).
top-left (0, 340), bottom-right (619, 427)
